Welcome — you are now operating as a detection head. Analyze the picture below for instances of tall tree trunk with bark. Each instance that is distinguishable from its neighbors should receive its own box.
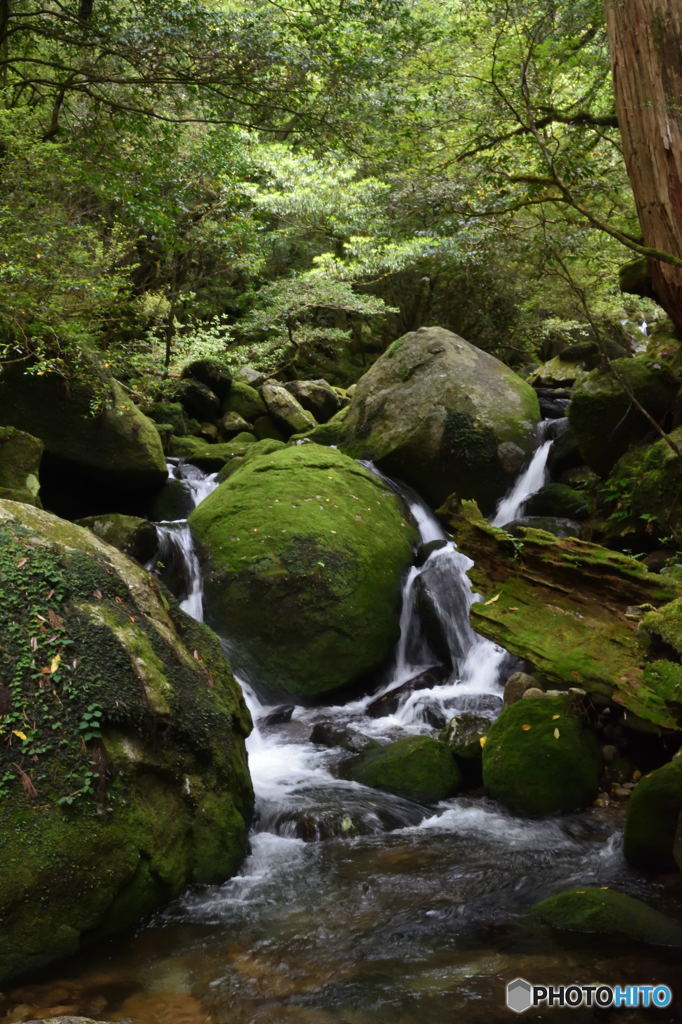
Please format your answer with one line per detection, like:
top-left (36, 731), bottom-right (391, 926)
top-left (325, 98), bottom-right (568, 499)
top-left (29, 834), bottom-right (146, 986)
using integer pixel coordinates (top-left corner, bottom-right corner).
top-left (605, 0), bottom-right (682, 332)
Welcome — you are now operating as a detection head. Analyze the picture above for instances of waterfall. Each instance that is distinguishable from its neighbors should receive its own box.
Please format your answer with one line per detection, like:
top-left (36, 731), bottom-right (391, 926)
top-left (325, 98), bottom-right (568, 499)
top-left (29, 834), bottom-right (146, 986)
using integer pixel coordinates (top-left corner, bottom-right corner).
top-left (491, 419), bottom-right (555, 527)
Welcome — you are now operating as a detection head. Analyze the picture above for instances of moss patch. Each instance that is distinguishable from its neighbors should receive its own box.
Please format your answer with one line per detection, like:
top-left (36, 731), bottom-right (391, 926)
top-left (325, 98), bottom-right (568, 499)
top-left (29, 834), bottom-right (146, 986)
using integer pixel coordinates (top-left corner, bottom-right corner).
top-left (347, 736), bottom-right (461, 803)
top-left (531, 887), bottom-right (682, 946)
top-left (624, 758), bottom-right (682, 871)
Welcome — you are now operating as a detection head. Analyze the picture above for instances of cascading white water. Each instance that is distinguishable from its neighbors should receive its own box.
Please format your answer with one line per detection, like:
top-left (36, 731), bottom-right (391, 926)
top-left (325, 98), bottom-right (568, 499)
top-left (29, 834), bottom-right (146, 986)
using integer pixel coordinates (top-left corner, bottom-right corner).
top-left (491, 419), bottom-right (555, 527)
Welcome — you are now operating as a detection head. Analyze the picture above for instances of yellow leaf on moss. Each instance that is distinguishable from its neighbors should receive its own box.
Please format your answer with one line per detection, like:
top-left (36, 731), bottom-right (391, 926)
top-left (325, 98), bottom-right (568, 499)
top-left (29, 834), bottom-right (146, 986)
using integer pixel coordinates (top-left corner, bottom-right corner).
top-left (483, 593), bottom-right (500, 606)
top-left (50, 654), bottom-right (61, 674)
top-left (479, 735), bottom-right (487, 748)
top-left (553, 728), bottom-right (560, 739)
top-left (521, 724), bottom-right (532, 731)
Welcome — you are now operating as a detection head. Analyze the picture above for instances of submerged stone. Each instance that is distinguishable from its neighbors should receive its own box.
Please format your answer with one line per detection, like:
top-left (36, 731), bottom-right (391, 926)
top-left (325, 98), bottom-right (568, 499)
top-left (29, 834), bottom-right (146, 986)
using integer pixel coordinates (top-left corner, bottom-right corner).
top-left (530, 887), bottom-right (682, 946)
top-left (189, 444), bottom-right (416, 701)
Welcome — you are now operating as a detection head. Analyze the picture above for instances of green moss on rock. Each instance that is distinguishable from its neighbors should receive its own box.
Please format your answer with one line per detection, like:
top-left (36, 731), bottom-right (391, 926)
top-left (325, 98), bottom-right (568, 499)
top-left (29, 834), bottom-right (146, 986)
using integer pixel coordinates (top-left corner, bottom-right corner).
top-left (0, 499), bottom-right (252, 985)
top-left (530, 887), bottom-right (682, 946)
top-left (482, 696), bottom-right (601, 816)
top-left (568, 357), bottom-right (678, 477)
top-left (222, 380), bottom-right (267, 422)
top-left (189, 444), bottom-right (416, 701)
top-left (624, 758), bottom-right (682, 871)
top-left (0, 426), bottom-right (43, 507)
top-left (347, 736), bottom-right (461, 803)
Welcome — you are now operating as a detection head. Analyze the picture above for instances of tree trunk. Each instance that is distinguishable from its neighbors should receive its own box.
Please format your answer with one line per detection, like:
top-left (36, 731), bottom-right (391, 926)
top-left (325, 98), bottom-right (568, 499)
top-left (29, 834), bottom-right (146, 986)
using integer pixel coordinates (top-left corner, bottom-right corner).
top-left (605, 0), bottom-right (682, 332)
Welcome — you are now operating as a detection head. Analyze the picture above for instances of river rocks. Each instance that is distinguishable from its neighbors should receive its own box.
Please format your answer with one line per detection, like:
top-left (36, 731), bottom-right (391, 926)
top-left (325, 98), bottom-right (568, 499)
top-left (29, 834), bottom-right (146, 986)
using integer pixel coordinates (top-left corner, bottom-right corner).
top-left (261, 383), bottom-right (317, 435)
top-left (189, 444), bottom-right (416, 701)
top-left (285, 379), bottom-right (340, 422)
top-left (441, 499), bottom-right (682, 729)
top-left (75, 513), bottom-right (158, 564)
top-left (0, 499), bottom-right (253, 986)
top-left (503, 672), bottom-right (540, 706)
top-left (530, 887), bottom-right (682, 946)
top-left (345, 736), bottom-right (462, 803)
top-left (366, 668), bottom-right (447, 719)
top-left (173, 379), bottom-right (221, 422)
top-left (0, 426), bottom-right (43, 507)
top-left (524, 483), bottom-right (589, 520)
top-left (482, 695), bottom-right (602, 816)
top-left (0, 365), bottom-right (167, 516)
top-left (440, 712), bottom-right (490, 761)
top-left (339, 327), bottom-right (540, 510)
top-left (568, 357), bottom-right (678, 476)
top-left (168, 436), bottom-right (256, 471)
top-left (181, 358), bottom-right (232, 401)
top-left (624, 758), bottom-right (682, 871)
top-left (223, 380), bottom-right (267, 422)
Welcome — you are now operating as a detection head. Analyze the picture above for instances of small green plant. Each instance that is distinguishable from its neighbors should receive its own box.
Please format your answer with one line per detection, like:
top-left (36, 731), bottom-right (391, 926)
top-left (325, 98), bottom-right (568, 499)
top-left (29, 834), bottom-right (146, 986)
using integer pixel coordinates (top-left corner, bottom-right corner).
top-left (78, 704), bottom-right (104, 743)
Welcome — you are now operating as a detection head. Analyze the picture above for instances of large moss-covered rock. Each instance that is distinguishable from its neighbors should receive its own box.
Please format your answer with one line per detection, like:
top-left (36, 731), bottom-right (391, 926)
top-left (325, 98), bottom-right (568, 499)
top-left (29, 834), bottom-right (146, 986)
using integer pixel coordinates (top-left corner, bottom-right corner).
top-left (261, 384), bottom-right (317, 435)
top-left (0, 366), bottom-right (167, 515)
top-left (482, 696), bottom-right (602, 816)
top-left (340, 327), bottom-right (540, 510)
top-left (440, 499), bottom-right (682, 729)
top-left (181, 358), bottom-right (231, 401)
top-left (189, 445), bottom-right (416, 701)
top-left (624, 758), bottom-right (682, 871)
top-left (346, 736), bottom-right (461, 803)
top-left (531, 887), bottom-right (682, 946)
top-left (0, 499), bottom-right (253, 985)
top-left (223, 380), bottom-right (267, 422)
top-left (285, 379), bottom-right (341, 423)
top-left (601, 427), bottom-right (682, 545)
top-left (0, 426), bottom-right (43, 507)
top-left (568, 358), bottom-right (678, 476)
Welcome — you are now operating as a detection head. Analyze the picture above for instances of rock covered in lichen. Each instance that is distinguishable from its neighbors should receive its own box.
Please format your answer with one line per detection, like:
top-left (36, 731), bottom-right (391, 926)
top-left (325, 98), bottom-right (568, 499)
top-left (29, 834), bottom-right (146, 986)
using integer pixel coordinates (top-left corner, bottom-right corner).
top-left (0, 498), bottom-right (253, 985)
top-left (189, 444), bottom-right (416, 701)
top-left (339, 326), bottom-right (540, 510)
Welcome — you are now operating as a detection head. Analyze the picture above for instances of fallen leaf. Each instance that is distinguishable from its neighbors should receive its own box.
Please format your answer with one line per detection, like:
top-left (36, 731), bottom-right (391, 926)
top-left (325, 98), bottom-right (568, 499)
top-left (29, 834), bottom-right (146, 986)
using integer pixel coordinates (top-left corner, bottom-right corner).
top-left (16, 557), bottom-right (28, 568)
top-left (47, 609), bottom-right (64, 629)
top-left (553, 728), bottom-right (560, 739)
top-left (12, 729), bottom-right (27, 741)
top-left (551, 714), bottom-right (561, 720)
top-left (521, 724), bottom-right (532, 731)
top-left (483, 593), bottom-right (500, 606)
top-left (50, 654), bottom-right (61, 674)
top-left (479, 735), bottom-right (487, 748)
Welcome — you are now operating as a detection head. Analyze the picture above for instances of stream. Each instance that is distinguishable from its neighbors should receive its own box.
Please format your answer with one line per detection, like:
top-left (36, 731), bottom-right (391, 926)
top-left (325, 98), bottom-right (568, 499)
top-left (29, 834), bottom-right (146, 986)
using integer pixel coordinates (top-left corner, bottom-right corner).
top-left (3, 430), bottom-right (682, 1024)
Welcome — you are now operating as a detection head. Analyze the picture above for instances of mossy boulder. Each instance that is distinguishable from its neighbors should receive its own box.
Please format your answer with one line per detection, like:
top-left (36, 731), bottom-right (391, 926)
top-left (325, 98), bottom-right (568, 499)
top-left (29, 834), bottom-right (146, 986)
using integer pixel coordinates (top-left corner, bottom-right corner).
top-left (76, 513), bottom-right (158, 564)
top-left (146, 401), bottom-right (190, 437)
top-left (440, 499), bottom-right (682, 729)
top-left (346, 736), bottom-right (461, 803)
top-left (0, 366), bottom-right (167, 516)
top-left (261, 384), bottom-right (317, 435)
top-left (524, 483), bottom-right (589, 520)
top-left (223, 380), bottom-right (267, 422)
top-left (0, 499), bottom-right (253, 985)
top-left (285, 379), bottom-right (341, 423)
top-left (340, 327), bottom-right (540, 510)
top-left (181, 358), bottom-right (231, 401)
top-left (600, 427), bottom-right (682, 545)
top-left (167, 436), bottom-right (256, 472)
top-left (215, 438), bottom-right (286, 483)
top-left (189, 444), bottom-right (416, 701)
top-left (530, 887), bottom-right (682, 946)
top-left (482, 696), bottom-right (602, 816)
top-left (172, 379), bottom-right (220, 422)
top-left (624, 758), bottom-right (682, 871)
top-left (568, 358), bottom-right (678, 476)
top-left (0, 426), bottom-right (43, 507)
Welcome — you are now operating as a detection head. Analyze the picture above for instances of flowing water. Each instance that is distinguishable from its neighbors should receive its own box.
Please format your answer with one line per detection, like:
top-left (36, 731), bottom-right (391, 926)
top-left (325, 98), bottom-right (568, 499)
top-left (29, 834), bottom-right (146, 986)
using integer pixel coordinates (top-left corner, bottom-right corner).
top-left (4, 449), bottom-right (682, 1024)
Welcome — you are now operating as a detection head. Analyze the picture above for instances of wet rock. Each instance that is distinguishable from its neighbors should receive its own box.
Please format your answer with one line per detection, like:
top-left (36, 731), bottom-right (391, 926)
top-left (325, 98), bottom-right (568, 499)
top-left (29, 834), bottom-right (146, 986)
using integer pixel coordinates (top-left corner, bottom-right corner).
top-left (259, 705), bottom-right (295, 728)
top-left (503, 672), bottom-right (540, 706)
top-left (190, 445), bottom-right (416, 701)
top-left (530, 886), bottom-right (682, 946)
top-left (366, 668), bottom-right (447, 719)
top-left (441, 713), bottom-right (490, 760)
top-left (344, 735), bottom-right (462, 803)
top-left (482, 695), bottom-right (602, 817)
top-left (624, 757), bottom-right (682, 871)
top-left (524, 483), bottom-right (589, 520)
top-left (309, 721), bottom-right (378, 754)
top-left (340, 326), bottom-right (540, 511)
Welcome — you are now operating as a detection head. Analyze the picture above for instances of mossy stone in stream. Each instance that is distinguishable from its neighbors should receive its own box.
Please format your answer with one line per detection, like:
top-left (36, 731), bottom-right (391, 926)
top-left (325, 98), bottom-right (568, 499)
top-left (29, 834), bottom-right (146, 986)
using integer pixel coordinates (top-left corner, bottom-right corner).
top-left (0, 499), bottom-right (253, 986)
top-left (482, 696), bottom-right (602, 817)
top-left (530, 887), bottom-right (682, 946)
top-left (624, 758), bottom-right (682, 871)
top-left (189, 444), bottom-right (416, 701)
top-left (347, 736), bottom-right (462, 803)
